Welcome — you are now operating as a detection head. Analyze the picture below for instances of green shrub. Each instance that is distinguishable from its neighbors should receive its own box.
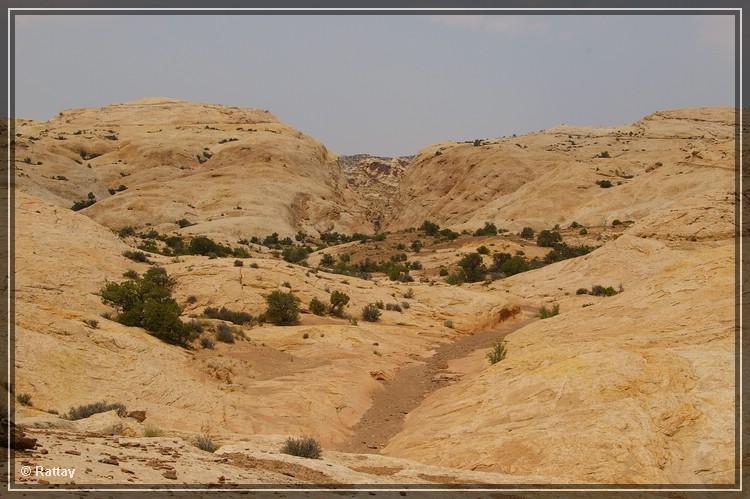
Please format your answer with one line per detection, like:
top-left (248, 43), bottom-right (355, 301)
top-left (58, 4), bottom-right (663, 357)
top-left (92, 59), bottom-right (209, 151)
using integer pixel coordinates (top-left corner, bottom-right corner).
top-left (117, 226), bottom-right (136, 238)
top-left (474, 222), bottom-right (498, 236)
top-left (576, 288), bottom-right (589, 295)
top-left (570, 221), bottom-right (581, 229)
top-left (320, 254), bottom-right (335, 267)
top-left (612, 219), bottom-right (622, 226)
top-left (204, 306), bottom-right (252, 325)
top-left (329, 290), bottom-right (350, 316)
top-left (420, 220), bottom-right (440, 236)
top-left (537, 230), bottom-right (562, 247)
top-left (385, 303), bottom-right (402, 312)
top-left (596, 180), bottom-right (613, 188)
top-left (234, 259), bottom-right (244, 267)
top-left (538, 303), bottom-right (560, 319)
top-left (65, 401), bottom-right (127, 420)
top-left (188, 236), bottom-right (232, 257)
top-left (199, 336), bottom-right (215, 349)
top-left (590, 285), bottom-right (619, 297)
top-left (309, 297), bottom-right (327, 316)
top-left (362, 304), bottom-right (381, 322)
top-left (83, 319), bottom-right (99, 329)
top-left (123, 250), bottom-right (150, 263)
top-left (439, 267), bottom-right (449, 276)
top-left (476, 245), bottom-right (490, 255)
top-left (16, 393), bottom-right (32, 406)
top-left (579, 228), bottom-right (588, 235)
top-left (100, 267), bottom-right (190, 346)
top-left (410, 240), bottom-right (423, 252)
top-left (445, 268), bottom-right (467, 285)
top-left (282, 246), bottom-right (310, 263)
top-left (486, 339), bottom-right (507, 365)
top-left (595, 151), bottom-right (611, 158)
top-left (520, 227), bottom-right (535, 239)
top-left (280, 436), bottom-right (321, 459)
top-left (457, 253), bottom-right (486, 282)
top-left (214, 323), bottom-right (235, 343)
top-left (264, 291), bottom-right (300, 325)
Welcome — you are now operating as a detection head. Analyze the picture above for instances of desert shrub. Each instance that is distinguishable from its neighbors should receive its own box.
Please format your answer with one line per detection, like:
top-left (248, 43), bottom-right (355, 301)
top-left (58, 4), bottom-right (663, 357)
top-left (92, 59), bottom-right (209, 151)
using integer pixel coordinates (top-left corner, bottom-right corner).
top-left (401, 301), bottom-right (411, 309)
top-left (538, 303), bottom-right (560, 319)
top-left (576, 288), bottom-right (589, 295)
top-left (445, 268), bottom-right (467, 285)
top-left (117, 226), bottom-right (136, 238)
top-left (476, 245), bottom-right (490, 255)
top-left (537, 230), bottom-right (562, 247)
top-left (199, 336), bottom-right (215, 349)
top-left (143, 425), bottom-right (163, 437)
top-left (83, 319), bottom-right (99, 329)
top-left (398, 273), bottom-right (414, 283)
top-left (138, 240), bottom-right (159, 253)
top-left (438, 228), bottom-right (459, 241)
top-left (385, 303), bottom-right (402, 312)
top-left (570, 221), bottom-right (581, 229)
top-left (214, 322), bottom-right (235, 343)
top-left (309, 297), bottom-right (327, 316)
top-left (186, 295), bottom-right (198, 304)
top-left (439, 267), bottom-right (449, 276)
top-left (123, 269), bottom-right (139, 279)
top-left (404, 288), bottom-right (415, 299)
top-left (194, 429), bottom-right (218, 453)
top-left (203, 306), bottom-right (252, 325)
top-left (71, 196), bottom-right (97, 211)
top-left (410, 240), bottom-right (423, 252)
top-left (187, 319), bottom-right (203, 335)
top-left (320, 254), bottom-right (335, 267)
top-left (590, 285), bottom-right (619, 297)
top-left (473, 139), bottom-right (483, 146)
top-left (123, 250), bottom-right (150, 263)
top-left (579, 228), bottom-right (588, 235)
top-left (596, 180), bottom-right (613, 188)
top-left (362, 304), bottom-right (381, 322)
top-left (443, 320), bottom-right (454, 329)
top-left (420, 220), bottom-right (440, 236)
top-left (409, 260), bottom-right (423, 270)
top-left (329, 290), bottom-right (350, 316)
top-left (65, 401), bottom-right (127, 420)
top-left (282, 246), bottom-right (311, 264)
top-left (595, 151), bottom-right (611, 158)
top-left (486, 339), bottom-right (507, 365)
top-left (374, 300), bottom-right (385, 309)
top-left (188, 236), bottom-right (232, 257)
top-left (612, 219), bottom-right (622, 226)
top-left (457, 253), bottom-right (486, 282)
top-left (16, 393), bottom-right (32, 406)
top-left (520, 227), bottom-right (535, 239)
top-left (234, 259), bottom-right (244, 267)
top-left (280, 436), bottom-right (321, 459)
top-left (100, 267), bottom-right (190, 346)
top-left (264, 291), bottom-right (300, 325)
top-left (474, 222), bottom-right (498, 237)
top-left (543, 243), bottom-right (596, 264)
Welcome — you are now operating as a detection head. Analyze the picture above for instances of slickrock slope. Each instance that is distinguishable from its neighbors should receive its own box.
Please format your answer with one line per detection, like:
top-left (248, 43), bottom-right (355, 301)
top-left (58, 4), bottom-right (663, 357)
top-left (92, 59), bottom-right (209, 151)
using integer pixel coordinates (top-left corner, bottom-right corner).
top-left (385, 195), bottom-right (736, 483)
top-left (14, 97), bottom-right (371, 239)
top-left (386, 107), bottom-right (734, 233)
top-left (11, 102), bottom-right (737, 486)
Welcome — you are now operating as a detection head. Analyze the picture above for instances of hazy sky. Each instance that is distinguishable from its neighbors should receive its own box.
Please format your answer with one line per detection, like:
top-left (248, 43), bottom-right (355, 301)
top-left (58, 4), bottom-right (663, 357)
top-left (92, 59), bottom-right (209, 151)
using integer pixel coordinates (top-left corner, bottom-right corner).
top-left (15, 14), bottom-right (735, 156)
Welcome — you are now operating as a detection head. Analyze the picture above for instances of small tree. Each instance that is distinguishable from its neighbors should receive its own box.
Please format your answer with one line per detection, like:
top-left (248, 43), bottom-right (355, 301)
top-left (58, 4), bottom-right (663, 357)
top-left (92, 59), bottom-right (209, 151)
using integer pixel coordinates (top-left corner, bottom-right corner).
top-left (410, 240), bottom-right (423, 253)
top-left (520, 227), bottom-right (535, 239)
top-left (486, 339), bottom-right (507, 365)
top-left (320, 254), bottom-right (335, 267)
top-left (420, 220), bottom-right (440, 236)
top-left (329, 290), bottom-right (350, 316)
top-left (264, 291), bottom-right (300, 325)
top-left (457, 253), bottom-right (486, 282)
top-left (536, 230), bottom-right (562, 247)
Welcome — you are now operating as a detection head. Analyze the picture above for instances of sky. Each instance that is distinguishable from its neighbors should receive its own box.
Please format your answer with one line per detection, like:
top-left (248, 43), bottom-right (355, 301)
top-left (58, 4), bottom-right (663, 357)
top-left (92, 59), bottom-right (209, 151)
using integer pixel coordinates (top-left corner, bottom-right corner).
top-left (14, 14), bottom-right (735, 156)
